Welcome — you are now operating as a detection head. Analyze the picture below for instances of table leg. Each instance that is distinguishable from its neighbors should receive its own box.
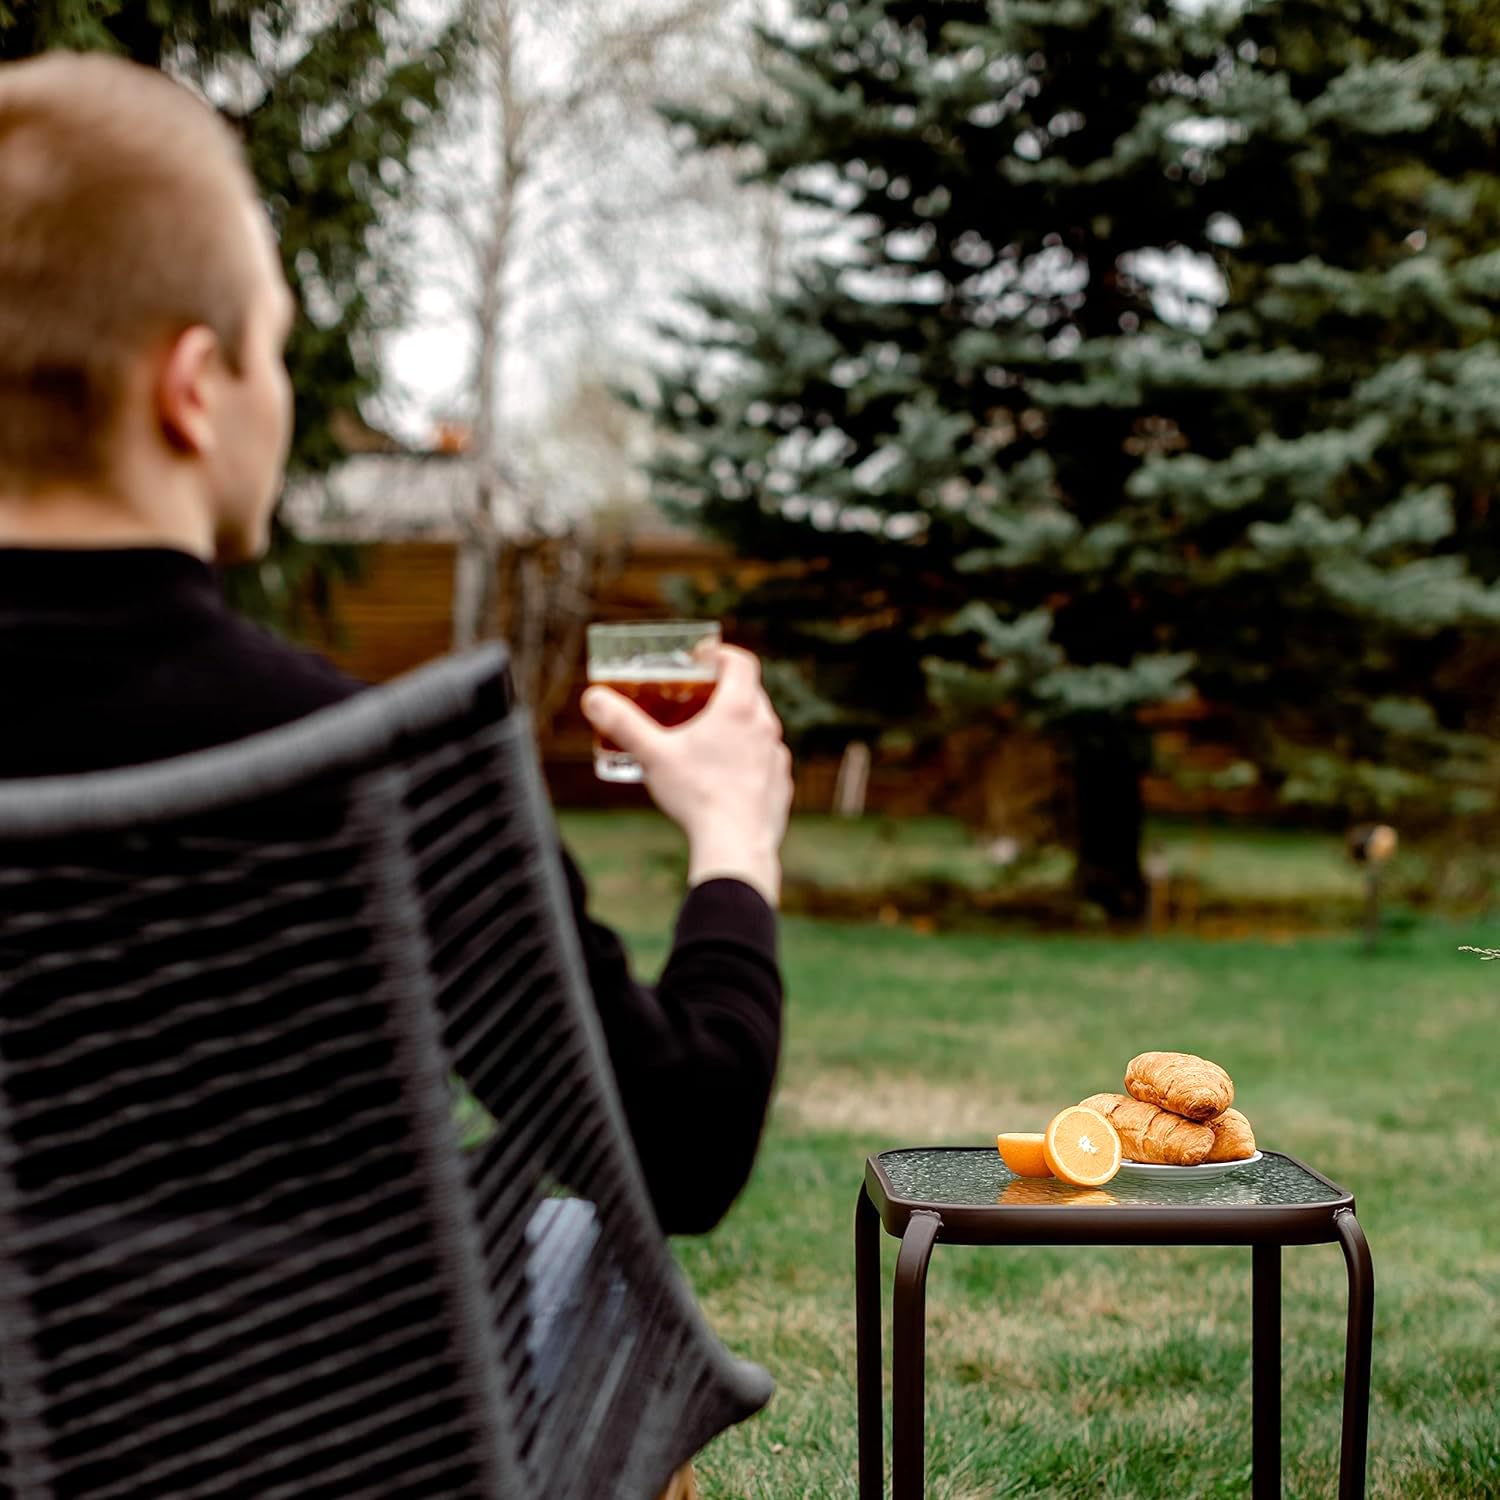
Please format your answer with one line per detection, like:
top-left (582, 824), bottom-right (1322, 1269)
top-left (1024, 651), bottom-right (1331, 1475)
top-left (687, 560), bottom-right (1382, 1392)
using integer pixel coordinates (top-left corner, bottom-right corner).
top-left (1252, 1244), bottom-right (1281, 1499)
top-left (891, 1211), bottom-right (941, 1500)
top-left (856, 1185), bottom-right (884, 1500)
top-left (1334, 1211), bottom-right (1375, 1500)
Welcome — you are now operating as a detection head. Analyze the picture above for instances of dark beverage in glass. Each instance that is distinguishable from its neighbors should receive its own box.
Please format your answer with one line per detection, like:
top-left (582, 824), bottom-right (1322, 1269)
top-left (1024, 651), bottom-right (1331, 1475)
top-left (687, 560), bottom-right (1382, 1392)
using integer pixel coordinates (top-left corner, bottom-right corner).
top-left (586, 622), bottom-right (720, 782)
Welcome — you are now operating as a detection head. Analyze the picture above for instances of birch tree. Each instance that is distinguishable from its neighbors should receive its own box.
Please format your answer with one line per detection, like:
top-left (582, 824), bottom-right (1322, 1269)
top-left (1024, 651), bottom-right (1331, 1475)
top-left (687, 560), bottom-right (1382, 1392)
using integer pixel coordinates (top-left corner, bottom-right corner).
top-left (423, 0), bottom-right (738, 704)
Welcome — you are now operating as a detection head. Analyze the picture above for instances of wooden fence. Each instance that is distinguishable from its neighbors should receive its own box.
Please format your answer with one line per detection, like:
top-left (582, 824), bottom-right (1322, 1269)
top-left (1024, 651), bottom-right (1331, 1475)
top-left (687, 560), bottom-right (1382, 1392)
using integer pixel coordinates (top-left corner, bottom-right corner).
top-left (312, 535), bottom-right (1273, 823)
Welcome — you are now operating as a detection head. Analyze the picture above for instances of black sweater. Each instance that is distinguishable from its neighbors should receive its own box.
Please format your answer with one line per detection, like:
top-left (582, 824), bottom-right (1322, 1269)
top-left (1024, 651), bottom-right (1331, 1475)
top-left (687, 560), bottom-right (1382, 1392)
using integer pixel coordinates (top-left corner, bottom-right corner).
top-left (0, 546), bottom-right (781, 1234)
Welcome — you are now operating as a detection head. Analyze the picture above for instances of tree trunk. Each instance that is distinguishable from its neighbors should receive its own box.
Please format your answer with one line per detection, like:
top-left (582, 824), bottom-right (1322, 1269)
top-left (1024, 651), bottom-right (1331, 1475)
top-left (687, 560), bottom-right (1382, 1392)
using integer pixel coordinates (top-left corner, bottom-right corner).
top-left (531, 527), bottom-right (597, 734)
top-left (510, 542), bottom-right (546, 713)
top-left (451, 532), bottom-right (500, 652)
top-left (1069, 727), bottom-right (1148, 920)
top-left (451, 0), bottom-right (526, 657)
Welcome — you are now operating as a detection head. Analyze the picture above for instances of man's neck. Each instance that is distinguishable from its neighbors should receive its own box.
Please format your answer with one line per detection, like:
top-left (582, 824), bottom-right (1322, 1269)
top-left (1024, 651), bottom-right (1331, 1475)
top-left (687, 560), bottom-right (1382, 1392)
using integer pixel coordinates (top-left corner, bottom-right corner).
top-left (0, 486), bottom-right (213, 559)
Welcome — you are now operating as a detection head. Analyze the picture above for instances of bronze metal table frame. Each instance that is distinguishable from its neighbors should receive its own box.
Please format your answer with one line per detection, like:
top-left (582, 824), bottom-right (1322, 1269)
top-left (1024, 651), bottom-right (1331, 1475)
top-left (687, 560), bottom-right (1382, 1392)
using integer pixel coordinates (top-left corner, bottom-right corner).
top-left (855, 1148), bottom-right (1374, 1500)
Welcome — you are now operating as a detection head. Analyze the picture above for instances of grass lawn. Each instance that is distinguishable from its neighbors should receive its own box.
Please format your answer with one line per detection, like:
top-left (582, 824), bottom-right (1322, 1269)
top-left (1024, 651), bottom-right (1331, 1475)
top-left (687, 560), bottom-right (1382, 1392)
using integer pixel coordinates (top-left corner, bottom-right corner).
top-left (556, 810), bottom-right (1500, 926)
top-left (561, 812), bottom-right (1499, 1499)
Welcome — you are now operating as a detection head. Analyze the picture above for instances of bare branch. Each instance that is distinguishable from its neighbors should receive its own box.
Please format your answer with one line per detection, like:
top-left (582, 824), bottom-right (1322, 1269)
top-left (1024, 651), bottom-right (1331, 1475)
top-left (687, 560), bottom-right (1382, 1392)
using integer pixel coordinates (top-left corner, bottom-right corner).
top-left (417, 0), bottom-right (775, 667)
top-left (537, 0), bottom-right (724, 126)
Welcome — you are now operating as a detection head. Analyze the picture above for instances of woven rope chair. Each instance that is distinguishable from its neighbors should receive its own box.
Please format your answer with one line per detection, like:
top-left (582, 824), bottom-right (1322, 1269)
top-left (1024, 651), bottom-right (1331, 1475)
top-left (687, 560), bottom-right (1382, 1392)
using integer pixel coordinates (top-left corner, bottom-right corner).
top-left (0, 646), bottom-right (771, 1499)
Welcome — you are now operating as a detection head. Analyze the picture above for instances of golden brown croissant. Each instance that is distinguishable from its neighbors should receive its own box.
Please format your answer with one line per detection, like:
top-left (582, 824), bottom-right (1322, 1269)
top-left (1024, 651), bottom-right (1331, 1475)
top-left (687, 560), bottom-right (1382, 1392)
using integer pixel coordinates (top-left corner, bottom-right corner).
top-left (1125, 1051), bottom-right (1234, 1122)
top-left (1205, 1107), bottom-right (1256, 1163)
top-left (1078, 1093), bottom-right (1215, 1166)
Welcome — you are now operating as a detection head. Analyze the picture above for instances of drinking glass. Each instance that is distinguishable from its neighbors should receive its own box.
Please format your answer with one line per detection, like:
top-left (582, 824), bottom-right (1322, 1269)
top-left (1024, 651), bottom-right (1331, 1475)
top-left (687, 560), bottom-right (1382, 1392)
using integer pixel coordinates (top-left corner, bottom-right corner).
top-left (586, 620), bottom-right (721, 783)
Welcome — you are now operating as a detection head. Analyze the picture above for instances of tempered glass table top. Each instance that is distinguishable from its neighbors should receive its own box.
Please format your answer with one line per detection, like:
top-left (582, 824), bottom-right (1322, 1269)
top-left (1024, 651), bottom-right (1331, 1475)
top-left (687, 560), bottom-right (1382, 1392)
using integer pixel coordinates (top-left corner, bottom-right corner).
top-left (873, 1148), bottom-right (1348, 1213)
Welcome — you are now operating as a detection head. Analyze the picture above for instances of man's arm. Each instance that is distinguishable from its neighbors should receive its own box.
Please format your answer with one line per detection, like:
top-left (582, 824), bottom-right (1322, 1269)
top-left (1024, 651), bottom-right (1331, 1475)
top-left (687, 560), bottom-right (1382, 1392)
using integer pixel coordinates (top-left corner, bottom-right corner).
top-left (561, 851), bottom-right (781, 1235)
top-left (574, 644), bottom-right (794, 1232)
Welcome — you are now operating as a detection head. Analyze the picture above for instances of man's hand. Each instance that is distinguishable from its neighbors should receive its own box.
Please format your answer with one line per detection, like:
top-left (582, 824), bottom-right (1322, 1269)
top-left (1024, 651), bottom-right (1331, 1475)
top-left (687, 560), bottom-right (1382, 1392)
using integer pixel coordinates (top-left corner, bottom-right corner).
top-left (580, 646), bottom-right (793, 907)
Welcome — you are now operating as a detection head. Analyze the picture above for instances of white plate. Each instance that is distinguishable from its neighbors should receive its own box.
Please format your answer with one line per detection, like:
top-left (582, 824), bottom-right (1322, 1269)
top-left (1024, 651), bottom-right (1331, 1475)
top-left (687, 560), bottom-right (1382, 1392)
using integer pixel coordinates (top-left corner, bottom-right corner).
top-left (1116, 1151), bottom-right (1263, 1180)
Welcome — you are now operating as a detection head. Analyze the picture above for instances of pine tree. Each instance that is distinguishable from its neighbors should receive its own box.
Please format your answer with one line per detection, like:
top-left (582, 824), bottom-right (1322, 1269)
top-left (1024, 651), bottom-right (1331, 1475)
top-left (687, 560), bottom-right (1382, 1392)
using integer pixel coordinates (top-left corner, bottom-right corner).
top-left (648, 0), bottom-right (1235, 917)
top-left (1126, 0), bottom-right (1500, 828)
top-left (647, 0), bottom-right (1500, 917)
top-left (0, 1), bottom-right (460, 632)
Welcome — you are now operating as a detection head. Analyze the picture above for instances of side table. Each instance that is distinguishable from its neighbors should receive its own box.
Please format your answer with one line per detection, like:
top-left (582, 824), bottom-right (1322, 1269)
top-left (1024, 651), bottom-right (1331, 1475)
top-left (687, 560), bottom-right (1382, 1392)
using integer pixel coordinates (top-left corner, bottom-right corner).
top-left (855, 1148), bottom-right (1373, 1499)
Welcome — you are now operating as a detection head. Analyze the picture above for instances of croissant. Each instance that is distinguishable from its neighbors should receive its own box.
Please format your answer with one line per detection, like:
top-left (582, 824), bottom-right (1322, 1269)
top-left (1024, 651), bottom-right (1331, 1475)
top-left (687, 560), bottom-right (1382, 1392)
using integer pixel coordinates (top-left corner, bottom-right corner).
top-left (1205, 1107), bottom-right (1256, 1163)
top-left (1078, 1093), bottom-right (1215, 1166)
top-left (1125, 1051), bottom-right (1234, 1122)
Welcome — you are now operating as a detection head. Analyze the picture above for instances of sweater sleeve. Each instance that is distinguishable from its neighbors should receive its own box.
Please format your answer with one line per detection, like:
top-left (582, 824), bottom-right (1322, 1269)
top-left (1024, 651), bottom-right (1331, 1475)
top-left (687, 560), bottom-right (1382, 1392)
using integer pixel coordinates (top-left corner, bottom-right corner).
top-left (559, 848), bottom-right (783, 1236)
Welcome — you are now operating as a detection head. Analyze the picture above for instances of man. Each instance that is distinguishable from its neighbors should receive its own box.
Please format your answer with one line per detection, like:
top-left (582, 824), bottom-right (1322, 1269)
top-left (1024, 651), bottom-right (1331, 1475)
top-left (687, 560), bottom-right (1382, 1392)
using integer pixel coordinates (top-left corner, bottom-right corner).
top-left (0, 50), bottom-right (792, 1238)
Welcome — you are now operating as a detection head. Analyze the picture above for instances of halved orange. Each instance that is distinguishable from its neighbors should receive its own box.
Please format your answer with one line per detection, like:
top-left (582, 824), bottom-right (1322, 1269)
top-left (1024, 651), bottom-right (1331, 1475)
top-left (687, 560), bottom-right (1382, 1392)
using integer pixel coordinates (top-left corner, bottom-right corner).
top-left (1061, 1188), bottom-right (1119, 1208)
top-left (1043, 1105), bottom-right (1122, 1187)
top-left (996, 1132), bottom-right (1052, 1178)
top-left (997, 1180), bottom-right (1119, 1208)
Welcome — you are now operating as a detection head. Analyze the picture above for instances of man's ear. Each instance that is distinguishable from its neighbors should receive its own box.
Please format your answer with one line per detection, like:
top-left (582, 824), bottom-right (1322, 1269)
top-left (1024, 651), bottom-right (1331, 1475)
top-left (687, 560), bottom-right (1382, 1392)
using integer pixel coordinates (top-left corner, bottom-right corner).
top-left (156, 326), bottom-right (222, 457)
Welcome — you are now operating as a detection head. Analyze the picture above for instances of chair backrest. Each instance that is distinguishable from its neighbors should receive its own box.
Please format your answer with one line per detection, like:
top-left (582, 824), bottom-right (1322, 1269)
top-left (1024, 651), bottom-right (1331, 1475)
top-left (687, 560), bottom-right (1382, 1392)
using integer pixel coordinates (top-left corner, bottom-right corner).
top-left (0, 647), bottom-right (771, 1500)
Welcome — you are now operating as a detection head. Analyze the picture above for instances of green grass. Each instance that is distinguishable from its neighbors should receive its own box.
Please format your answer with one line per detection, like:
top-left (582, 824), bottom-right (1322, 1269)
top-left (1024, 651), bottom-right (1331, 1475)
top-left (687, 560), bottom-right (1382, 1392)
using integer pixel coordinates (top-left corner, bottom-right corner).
top-left (558, 810), bottom-right (1497, 922)
top-left (557, 810), bottom-right (1009, 901)
top-left (561, 813), bottom-right (1500, 1499)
